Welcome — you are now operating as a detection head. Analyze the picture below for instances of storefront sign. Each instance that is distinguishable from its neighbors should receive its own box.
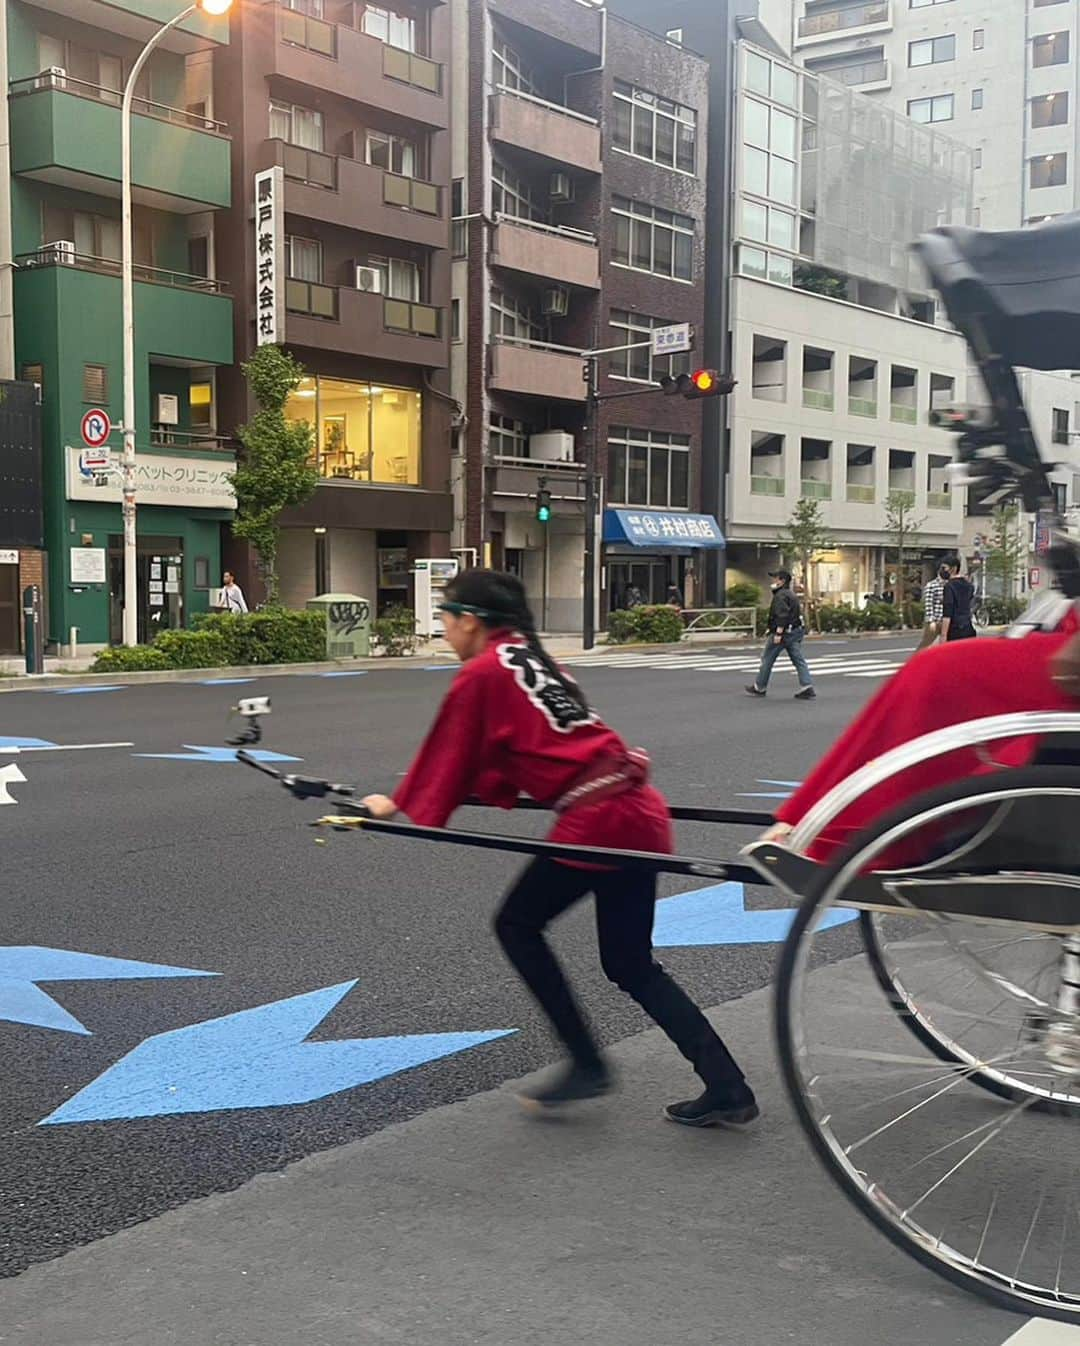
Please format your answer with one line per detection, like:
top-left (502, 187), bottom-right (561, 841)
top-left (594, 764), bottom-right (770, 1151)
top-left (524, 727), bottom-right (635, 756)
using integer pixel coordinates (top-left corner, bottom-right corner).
top-left (254, 166), bottom-right (284, 346)
top-left (603, 509), bottom-right (725, 549)
top-left (65, 448), bottom-right (236, 511)
top-left (0, 550), bottom-right (18, 565)
top-left (70, 547), bottom-right (106, 584)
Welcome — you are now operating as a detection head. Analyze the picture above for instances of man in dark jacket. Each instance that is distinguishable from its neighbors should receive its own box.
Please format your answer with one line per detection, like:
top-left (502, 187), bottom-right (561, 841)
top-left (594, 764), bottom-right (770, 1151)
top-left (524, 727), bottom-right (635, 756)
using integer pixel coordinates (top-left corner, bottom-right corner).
top-left (746, 570), bottom-right (816, 700)
top-left (942, 556), bottom-right (976, 641)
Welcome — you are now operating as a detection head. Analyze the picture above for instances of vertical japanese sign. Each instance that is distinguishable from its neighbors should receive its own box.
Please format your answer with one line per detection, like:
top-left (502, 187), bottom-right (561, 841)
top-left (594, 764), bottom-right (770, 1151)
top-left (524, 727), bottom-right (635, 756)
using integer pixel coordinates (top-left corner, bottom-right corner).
top-left (255, 167), bottom-right (284, 346)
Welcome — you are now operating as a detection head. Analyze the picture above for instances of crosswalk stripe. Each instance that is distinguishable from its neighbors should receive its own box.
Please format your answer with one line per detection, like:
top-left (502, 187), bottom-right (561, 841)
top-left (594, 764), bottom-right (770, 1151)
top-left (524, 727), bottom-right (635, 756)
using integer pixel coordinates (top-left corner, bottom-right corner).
top-left (568, 648), bottom-right (906, 682)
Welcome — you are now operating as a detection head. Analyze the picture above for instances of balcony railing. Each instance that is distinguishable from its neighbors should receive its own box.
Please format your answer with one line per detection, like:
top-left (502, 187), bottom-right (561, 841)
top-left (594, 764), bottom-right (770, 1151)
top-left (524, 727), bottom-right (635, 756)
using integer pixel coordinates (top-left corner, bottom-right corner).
top-left (801, 478), bottom-right (832, 499)
top-left (820, 59), bottom-right (888, 87)
top-left (281, 141), bottom-right (337, 189)
top-left (8, 73), bottom-right (229, 136)
top-left (495, 83), bottom-right (598, 128)
top-left (890, 404), bottom-right (918, 424)
top-left (383, 44), bottom-right (442, 94)
top-left (751, 475), bottom-right (785, 496)
top-left (384, 297), bottom-right (441, 337)
top-left (494, 213), bottom-right (598, 246)
top-left (799, 2), bottom-right (890, 39)
top-left (280, 6), bottom-right (337, 56)
top-left (150, 428), bottom-right (235, 452)
top-left (492, 454), bottom-right (583, 472)
top-left (383, 171), bottom-right (441, 215)
top-left (927, 489), bottom-right (951, 510)
top-left (16, 247), bottom-right (229, 293)
top-left (802, 388), bottom-right (834, 411)
top-left (846, 483), bottom-right (875, 504)
top-left (849, 395), bottom-right (877, 417)
top-left (286, 278), bottom-right (338, 319)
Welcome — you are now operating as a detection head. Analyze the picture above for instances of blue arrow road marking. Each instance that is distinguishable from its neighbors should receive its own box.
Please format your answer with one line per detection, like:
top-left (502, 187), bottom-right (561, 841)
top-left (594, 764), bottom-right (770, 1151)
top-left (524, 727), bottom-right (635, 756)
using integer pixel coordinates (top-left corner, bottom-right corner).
top-left (133, 745), bottom-right (301, 763)
top-left (321, 671), bottom-right (368, 678)
top-left (198, 678), bottom-right (257, 686)
top-left (53, 686), bottom-right (124, 695)
top-left (737, 778), bottom-right (802, 801)
top-left (40, 981), bottom-right (515, 1123)
top-left (0, 947), bottom-right (218, 1036)
top-left (0, 736), bottom-right (56, 748)
top-left (653, 882), bottom-right (855, 948)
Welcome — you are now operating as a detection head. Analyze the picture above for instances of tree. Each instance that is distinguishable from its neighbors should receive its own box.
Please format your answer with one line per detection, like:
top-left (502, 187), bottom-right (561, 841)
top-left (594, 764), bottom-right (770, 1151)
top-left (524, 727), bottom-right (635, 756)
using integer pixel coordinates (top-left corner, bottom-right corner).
top-left (984, 503), bottom-right (1026, 599)
top-left (228, 345), bottom-right (319, 606)
top-left (883, 490), bottom-right (926, 612)
top-left (794, 265), bottom-right (848, 301)
top-left (781, 497), bottom-right (835, 627)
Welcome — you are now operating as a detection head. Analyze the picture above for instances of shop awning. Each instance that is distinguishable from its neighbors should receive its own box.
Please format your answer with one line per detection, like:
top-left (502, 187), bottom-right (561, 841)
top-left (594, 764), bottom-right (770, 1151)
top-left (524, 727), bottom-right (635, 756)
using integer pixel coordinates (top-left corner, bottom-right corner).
top-left (603, 509), bottom-right (725, 549)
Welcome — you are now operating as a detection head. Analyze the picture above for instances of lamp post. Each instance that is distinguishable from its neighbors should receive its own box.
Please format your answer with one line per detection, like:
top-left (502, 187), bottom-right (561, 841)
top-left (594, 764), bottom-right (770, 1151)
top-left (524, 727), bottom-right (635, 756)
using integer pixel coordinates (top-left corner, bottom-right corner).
top-left (120, 0), bottom-right (232, 646)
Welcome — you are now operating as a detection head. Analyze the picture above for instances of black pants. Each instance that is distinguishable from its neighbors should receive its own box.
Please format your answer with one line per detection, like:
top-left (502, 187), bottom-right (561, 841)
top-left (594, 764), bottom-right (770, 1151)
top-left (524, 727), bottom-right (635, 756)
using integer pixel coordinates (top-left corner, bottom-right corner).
top-left (494, 858), bottom-right (748, 1092)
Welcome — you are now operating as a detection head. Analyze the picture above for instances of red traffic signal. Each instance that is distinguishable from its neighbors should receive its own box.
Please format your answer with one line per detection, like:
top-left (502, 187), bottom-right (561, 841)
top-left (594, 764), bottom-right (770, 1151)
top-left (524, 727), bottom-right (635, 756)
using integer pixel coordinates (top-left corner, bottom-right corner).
top-left (659, 369), bottom-right (737, 400)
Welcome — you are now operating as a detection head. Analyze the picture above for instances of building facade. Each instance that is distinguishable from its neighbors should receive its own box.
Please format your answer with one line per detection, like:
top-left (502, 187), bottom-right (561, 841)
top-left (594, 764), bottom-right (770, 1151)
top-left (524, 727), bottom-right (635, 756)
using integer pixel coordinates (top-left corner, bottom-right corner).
top-left (214, 0), bottom-right (454, 614)
top-left (8, 0), bottom-right (236, 649)
top-left (451, 0), bottom-right (717, 630)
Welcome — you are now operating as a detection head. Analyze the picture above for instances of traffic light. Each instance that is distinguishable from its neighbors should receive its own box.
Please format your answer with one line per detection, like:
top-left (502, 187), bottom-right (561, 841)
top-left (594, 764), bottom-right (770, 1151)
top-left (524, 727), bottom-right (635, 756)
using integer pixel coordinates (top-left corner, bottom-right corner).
top-left (659, 369), bottom-right (737, 399)
top-left (535, 484), bottom-right (552, 523)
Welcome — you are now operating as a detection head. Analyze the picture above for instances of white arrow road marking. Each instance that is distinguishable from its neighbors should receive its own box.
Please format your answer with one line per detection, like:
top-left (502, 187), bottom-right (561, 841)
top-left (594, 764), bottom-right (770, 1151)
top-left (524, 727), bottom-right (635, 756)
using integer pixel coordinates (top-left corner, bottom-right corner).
top-left (19, 742), bottom-right (135, 753)
top-left (0, 762), bottom-right (26, 804)
top-left (1002, 1323), bottom-right (1080, 1344)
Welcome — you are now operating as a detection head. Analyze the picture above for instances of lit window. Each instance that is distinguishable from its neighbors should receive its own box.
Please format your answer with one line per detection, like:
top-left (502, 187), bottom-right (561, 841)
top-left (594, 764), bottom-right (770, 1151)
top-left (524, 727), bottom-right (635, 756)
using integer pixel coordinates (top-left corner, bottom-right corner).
top-left (285, 376), bottom-right (422, 485)
top-left (1030, 153), bottom-right (1068, 189)
top-left (1033, 32), bottom-right (1069, 67)
top-left (1032, 92), bottom-right (1069, 128)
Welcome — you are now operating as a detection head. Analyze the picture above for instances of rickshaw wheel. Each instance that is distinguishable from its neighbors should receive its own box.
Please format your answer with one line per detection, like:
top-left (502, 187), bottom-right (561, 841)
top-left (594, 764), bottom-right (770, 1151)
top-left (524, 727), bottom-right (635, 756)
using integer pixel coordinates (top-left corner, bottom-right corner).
top-left (776, 767), bottom-right (1080, 1321)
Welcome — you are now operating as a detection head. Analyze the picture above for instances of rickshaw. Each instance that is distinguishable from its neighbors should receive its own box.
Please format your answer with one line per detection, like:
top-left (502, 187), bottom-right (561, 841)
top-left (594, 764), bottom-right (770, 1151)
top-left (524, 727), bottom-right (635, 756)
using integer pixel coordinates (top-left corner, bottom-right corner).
top-left (240, 216), bottom-right (1080, 1322)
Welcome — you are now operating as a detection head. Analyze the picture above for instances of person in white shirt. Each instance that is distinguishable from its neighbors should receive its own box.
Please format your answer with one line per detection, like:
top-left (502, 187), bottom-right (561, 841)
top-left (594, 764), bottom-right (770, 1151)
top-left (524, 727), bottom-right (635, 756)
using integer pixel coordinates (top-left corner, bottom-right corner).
top-left (915, 563), bottom-right (949, 652)
top-left (221, 570), bottom-right (248, 614)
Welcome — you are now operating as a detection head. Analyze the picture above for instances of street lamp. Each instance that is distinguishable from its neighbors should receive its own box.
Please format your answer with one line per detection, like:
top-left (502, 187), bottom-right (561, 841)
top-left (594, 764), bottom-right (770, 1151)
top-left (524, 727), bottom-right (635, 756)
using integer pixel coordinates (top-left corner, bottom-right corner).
top-left (120, 0), bottom-right (232, 645)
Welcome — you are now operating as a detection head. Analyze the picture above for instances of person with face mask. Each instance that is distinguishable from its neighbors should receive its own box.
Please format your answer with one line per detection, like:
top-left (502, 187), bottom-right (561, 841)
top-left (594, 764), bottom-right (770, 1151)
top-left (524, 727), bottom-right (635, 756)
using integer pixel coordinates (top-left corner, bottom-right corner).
top-left (745, 569), bottom-right (816, 701)
top-left (915, 562), bottom-right (950, 653)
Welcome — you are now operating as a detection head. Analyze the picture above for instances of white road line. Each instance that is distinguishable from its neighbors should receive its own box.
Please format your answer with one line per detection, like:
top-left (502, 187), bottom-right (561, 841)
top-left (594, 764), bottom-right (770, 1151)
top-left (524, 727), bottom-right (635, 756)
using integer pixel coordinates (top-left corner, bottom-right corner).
top-left (10, 742), bottom-right (136, 754)
top-left (1002, 1321), bottom-right (1080, 1344)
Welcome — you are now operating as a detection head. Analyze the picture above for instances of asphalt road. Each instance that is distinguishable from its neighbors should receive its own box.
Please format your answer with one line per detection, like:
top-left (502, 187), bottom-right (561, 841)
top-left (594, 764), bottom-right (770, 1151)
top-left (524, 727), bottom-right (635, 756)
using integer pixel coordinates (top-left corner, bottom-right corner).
top-left (0, 637), bottom-right (908, 1278)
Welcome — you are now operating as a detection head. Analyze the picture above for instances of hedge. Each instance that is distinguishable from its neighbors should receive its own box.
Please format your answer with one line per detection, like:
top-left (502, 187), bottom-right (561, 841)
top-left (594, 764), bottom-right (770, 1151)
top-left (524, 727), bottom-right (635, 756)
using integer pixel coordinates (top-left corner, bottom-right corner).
top-left (607, 604), bottom-right (685, 645)
top-left (91, 609), bottom-right (326, 673)
top-left (371, 604), bottom-right (418, 657)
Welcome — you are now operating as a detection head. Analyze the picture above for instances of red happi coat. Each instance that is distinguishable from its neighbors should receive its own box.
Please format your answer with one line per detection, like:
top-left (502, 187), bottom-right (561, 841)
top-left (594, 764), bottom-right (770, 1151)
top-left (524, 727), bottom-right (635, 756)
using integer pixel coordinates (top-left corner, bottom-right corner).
top-left (393, 630), bottom-right (673, 858)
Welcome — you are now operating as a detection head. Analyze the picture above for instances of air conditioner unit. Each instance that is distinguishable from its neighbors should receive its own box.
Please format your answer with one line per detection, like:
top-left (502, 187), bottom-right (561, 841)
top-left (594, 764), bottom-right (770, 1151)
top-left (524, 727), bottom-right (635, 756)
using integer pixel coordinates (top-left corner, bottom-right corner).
top-left (355, 264), bottom-right (383, 293)
top-left (541, 287), bottom-right (569, 317)
top-left (155, 393), bottom-right (180, 426)
top-left (529, 431), bottom-right (575, 464)
top-left (45, 240), bottom-right (76, 264)
top-left (550, 172), bottom-right (573, 203)
top-left (39, 66), bottom-right (66, 88)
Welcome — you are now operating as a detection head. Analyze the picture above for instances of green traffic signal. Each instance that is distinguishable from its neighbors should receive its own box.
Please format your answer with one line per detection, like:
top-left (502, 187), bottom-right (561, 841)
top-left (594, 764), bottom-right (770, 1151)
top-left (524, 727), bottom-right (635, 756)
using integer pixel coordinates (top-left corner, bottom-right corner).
top-left (536, 487), bottom-right (552, 523)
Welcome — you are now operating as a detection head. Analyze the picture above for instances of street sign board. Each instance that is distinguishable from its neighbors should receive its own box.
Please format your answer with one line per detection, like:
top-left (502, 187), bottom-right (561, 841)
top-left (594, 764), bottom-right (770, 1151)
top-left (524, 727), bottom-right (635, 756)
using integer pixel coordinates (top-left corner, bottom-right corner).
top-left (81, 409), bottom-right (111, 448)
top-left (651, 323), bottom-right (693, 357)
top-left (78, 448), bottom-right (112, 476)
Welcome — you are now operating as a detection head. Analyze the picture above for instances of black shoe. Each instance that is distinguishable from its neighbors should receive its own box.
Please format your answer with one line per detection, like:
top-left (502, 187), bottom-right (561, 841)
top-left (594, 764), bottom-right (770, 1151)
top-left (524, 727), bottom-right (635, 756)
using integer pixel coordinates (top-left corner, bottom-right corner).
top-left (744, 684), bottom-right (767, 697)
top-left (794, 686), bottom-right (816, 700)
top-left (665, 1085), bottom-right (760, 1129)
top-left (518, 1060), bottom-right (613, 1111)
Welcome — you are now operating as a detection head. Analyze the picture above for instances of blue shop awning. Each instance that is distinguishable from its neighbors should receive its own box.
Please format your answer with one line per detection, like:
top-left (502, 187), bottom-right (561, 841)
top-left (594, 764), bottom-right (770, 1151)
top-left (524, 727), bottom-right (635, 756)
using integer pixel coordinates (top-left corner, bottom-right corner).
top-left (603, 509), bottom-right (726, 549)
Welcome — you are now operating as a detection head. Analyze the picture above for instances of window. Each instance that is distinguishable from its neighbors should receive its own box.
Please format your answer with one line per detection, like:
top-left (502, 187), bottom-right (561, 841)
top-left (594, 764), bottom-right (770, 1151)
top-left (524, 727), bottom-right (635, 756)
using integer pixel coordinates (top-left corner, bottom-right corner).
top-left (744, 49), bottom-right (797, 106)
top-left (908, 94), bottom-right (954, 123)
top-left (451, 298), bottom-right (461, 343)
top-left (909, 35), bottom-right (956, 66)
top-left (366, 130), bottom-right (420, 178)
top-left (910, 0), bottom-right (953, 6)
top-left (738, 244), bottom-right (792, 286)
top-left (20, 363), bottom-right (43, 390)
top-left (973, 28), bottom-right (984, 50)
top-left (37, 35), bottom-right (128, 103)
top-left (492, 36), bottom-right (541, 96)
top-left (741, 97), bottom-right (797, 206)
top-left (492, 162), bottom-right (545, 223)
top-left (1031, 153), bottom-right (1068, 188)
top-left (489, 288), bottom-right (543, 343)
top-left (269, 100), bottom-right (323, 151)
top-left (613, 81), bottom-right (697, 173)
top-left (285, 375), bottom-right (421, 485)
top-left (361, 4), bottom-right (417, 53)
top-left (1054, 408), bottom-right (1070, 446)
top-left (369, 255), bottom-right (421, 301)
top-left (973, 147), bottom-right (982, 168)
top-left (606, 427), bottom-right (690, 509)
top-left (611, 197), bottom-right (694, 281)
top-left (188, 235), bottom-right (209, 278)
top-left (1033, 32), bottom-right (1069, 67)
top-left (285, 235), bottom-right (322, 281)
top-left (83, 364), bottom-right (107, 403)
top-left (973, 207), bottom-right (981, 226)
top-left (1035, 0), bottom-right (1069, 7)
top-left (489, 414), bottom-right (530, 458)
top-left (190, 381), bottom-right (214, 430)
top-left (971, 88), bottom-right (983, 111)
top-left (608, 311), bottom-right (691, 383)
top-left (740, 199), bottom-right (796, 251)
top-left (1032, 93), bottom-right (1069, 128)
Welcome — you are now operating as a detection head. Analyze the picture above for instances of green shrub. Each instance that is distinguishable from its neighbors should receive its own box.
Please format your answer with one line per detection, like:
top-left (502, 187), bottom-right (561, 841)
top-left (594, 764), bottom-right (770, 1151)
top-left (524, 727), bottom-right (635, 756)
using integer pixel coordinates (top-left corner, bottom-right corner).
top-left (817, 603), bottom-right (861, 633)
top-left (372, 604), bottom-right (418, 657)
top-left (982, 596), bottom-right (1026, 625)
top-left (725, 581), bottom-right (761, 608)
top-left (902, 601), bottom-right (925, 629)
top-left (606, 605), bottom-right (684, 645)
top-left (861, 602), bottom-right (902, 631)
top-left (152, 628), bottom-right (230, 669)
top-left (91, 645), bottom-right (173, 673)
top-left (192, 609), bottom-right (325, 663)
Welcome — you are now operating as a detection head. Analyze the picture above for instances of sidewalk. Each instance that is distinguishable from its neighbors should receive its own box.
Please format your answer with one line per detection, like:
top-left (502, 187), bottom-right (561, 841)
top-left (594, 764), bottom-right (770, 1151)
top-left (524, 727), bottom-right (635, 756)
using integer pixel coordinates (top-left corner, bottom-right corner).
top-left (0, 965), bottom-right (1016, 1346)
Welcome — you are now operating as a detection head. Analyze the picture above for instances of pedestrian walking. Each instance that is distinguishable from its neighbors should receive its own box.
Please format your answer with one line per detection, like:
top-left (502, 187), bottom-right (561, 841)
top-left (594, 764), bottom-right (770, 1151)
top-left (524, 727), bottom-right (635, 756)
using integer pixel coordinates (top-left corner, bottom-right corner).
top-left (666, 582), bottom-right (684, 609)
top-left (915, 563), bottom-right (949, 653)
top-left (361, 569), bottom-right (758, 1127)
top-left (746, 569), bottom-right (816, 700)
top-left (942, 557), bottom-right (976, 642)
top-left (624, 584), bottom-right (645, 609)
top-left (220, 570), bottom-right (248, 614)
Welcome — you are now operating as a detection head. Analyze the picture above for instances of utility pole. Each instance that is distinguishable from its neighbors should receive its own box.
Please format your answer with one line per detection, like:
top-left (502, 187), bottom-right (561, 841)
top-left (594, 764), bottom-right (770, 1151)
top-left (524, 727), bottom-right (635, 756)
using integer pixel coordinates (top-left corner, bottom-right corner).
top-left (582, 352), bottom-right (600, 650)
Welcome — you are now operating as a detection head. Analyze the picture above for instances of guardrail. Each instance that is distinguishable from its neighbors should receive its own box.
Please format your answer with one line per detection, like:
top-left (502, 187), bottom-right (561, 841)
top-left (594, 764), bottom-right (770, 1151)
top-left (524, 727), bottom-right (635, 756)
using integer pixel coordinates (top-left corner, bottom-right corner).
top-left (683, 607), bottom-right (757, 635)
top-left (9, 73), bottom-right (229, 135)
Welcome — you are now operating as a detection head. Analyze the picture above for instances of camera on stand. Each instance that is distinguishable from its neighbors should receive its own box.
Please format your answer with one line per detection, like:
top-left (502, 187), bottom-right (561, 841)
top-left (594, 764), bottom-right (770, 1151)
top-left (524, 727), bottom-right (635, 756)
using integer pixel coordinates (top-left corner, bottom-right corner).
top-left (227, 696), bottom-right (271, 746)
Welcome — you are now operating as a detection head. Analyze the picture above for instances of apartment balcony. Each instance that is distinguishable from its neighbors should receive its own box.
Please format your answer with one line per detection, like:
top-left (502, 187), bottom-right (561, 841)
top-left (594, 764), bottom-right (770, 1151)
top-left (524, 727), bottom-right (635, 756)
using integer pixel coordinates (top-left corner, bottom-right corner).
top-left (9, 75), bottom-right (230, 212)
top-left (815, 58), bottom-right (891, 90)
top-left (846, 483), bottom-right (875, 504)
top-left (491, 217), bottom-right (599, 290)
top-left (490, 89), bottom-right (600, 175)
top-left (489, 340), bottom-right (585, 403)
top-left (927, 490), bottom-right (951, 511)
top-left (490, 454), bottom-right (584, 501)
top-left (796, 2), bottom-right (892, 47)
top-left (489, 0), bottom-right (602, 59)
top-left (849, 396), bottom-right (876, 418)
top-left (284, 282), bottom-right (448, 368)
top-left (24, 0), bottom-right (228, 49)
top-left (272, 5), bottom-right (447, 129)
top-left (890, 404), bottom-right (918, 425)
top-left (261, 139), bottom-right (446, 250)
top-left (801, 479), bottom-right (832, 500)
top-left (750, 475), bottom-right (785, 497)
top-left (802, 388), bottom-right (834, 412)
